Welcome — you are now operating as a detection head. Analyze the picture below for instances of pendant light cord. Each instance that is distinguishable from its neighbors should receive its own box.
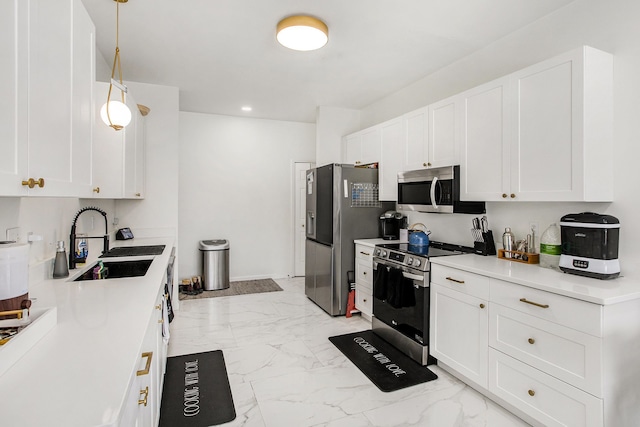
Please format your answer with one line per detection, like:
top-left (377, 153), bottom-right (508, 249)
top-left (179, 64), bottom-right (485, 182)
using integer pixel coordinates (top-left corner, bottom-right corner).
top-left (106, 1), bottom-right (125, 129)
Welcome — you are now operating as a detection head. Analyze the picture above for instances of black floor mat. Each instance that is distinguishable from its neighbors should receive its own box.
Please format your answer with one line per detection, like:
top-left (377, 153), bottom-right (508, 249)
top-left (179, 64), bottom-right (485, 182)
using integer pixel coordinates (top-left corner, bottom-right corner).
top-left (329, 330), bottom-right (438, 392)
top-left (159, 350), bottom-right (236, 427)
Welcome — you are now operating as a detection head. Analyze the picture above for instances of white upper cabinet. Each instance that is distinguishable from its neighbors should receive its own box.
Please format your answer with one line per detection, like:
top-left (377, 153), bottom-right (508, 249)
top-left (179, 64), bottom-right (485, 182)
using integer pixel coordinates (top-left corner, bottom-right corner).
top-left (343, 127), bottom-right (381, 166)
top-left (0, 0), bottom-right (28, 196)
top-left (379, 118), bottom-right (404, 201)
top-left (92, 82), bottom-right (146, 199)
top-left (0, 0), bottom-right (94, 197)
top-left (403, 107), bottom-right (429, 171)
top-left (460, 77), bottom-right (510, 201)
top-left (461, 46), bottom-right (613, 202)
top-left (123, 94), bottom-right (145, 199)
top-left (428, 95), bottom-right (459, 168)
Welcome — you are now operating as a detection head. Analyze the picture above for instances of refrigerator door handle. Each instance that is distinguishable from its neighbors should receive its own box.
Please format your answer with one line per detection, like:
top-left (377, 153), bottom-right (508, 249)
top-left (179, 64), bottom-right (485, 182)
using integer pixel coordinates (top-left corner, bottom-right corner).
top-left (343, 179), bottom-right (348, 198)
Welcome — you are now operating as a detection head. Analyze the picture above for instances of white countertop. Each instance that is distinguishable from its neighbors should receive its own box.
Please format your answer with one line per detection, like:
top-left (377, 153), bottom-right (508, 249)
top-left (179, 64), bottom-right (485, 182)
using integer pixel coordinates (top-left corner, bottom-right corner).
top-left (354, 238), bottom-right (404, 247)
top-left (430, 254), bottom-right (640, 305)
top-left (0, 237), bottom-right (174, 427)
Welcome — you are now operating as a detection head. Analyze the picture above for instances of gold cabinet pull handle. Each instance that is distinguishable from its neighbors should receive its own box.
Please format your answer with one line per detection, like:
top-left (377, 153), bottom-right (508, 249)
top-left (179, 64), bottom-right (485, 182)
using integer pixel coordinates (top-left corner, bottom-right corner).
top-left (136, 352), bottom-right (153, 376)
top-left (360, 251), bottom-right (370, 256)
top-left (528, 338), bottom-right (535, 344)
top-left (528, 389), bottom-right (535, 397)
top-left (446, 276), bottom-right (465, 284)
top-left (479, 303), bottom-right (485, 309)
top-left (138, 386), bottom-right (149, 406)
top-left (93, 187), bottom-right (100, 193)
top-left (519, 298), bottom-right (549, 309)
top-left (21, 178), bottom-right (45, 188)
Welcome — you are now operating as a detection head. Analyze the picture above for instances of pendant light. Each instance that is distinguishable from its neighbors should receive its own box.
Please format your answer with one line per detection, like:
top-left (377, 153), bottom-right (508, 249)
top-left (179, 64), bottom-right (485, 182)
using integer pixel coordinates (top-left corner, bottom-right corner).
top-left (101, 0), bottom-right (131, 131)
top-left (276, 15), bottom-right (328, 51)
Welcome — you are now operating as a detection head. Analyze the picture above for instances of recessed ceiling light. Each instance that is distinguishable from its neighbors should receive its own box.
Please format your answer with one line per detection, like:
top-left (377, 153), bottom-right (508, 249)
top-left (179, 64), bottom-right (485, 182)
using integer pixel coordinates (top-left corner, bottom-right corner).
top-left (276, 15), bottom-right (328, 51)
top-left (241, 106), bottom-right (252, 112)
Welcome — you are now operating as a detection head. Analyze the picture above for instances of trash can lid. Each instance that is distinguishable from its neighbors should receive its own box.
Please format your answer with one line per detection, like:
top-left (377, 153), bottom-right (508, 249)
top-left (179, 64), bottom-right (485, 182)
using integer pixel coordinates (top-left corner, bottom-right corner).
top-left (199, 239), bottom-right (229, 250)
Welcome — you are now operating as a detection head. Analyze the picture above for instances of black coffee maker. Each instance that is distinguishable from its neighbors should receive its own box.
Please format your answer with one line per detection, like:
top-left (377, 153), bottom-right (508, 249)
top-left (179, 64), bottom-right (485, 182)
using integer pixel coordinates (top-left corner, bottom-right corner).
top-left (379, 211), bottom-right (406, 240)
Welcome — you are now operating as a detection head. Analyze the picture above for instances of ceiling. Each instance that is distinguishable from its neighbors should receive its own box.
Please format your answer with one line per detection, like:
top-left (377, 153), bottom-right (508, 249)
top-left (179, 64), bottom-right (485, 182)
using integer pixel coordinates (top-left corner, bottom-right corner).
top-left (81, 0), bottom-right (576, 123)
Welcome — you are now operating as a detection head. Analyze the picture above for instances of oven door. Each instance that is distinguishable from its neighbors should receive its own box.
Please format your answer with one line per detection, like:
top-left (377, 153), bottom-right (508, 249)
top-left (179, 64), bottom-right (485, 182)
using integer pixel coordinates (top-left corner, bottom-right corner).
top-left (372, 260), bottom-right (429, 345)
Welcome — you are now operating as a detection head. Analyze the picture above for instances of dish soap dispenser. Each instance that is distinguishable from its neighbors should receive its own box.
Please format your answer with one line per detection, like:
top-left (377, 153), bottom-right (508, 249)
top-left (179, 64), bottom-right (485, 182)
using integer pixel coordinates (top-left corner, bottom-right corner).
top-left (540, 223), bottom-right (561, 269)
top-left (53, 240), bottom-right (69, 278)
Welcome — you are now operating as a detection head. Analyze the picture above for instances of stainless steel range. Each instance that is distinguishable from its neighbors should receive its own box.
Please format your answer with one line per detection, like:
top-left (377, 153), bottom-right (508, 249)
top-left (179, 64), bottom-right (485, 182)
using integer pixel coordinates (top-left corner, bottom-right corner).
top-left (372, 241), bottom-right (473, 365)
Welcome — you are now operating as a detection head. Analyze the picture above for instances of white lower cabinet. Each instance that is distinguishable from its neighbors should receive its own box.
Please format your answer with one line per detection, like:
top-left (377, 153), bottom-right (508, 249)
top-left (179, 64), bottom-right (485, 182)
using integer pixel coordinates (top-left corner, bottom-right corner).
top-left (430, 263), bottom-right (616, 426)
top-left (120, 287), bottom-right (168, 427)
top-left (489, 349), bottom-right (602, 427)
top-left (355, 243), bottom-right (374, 319)
top-left (430, 266), bottom-right (489, 388)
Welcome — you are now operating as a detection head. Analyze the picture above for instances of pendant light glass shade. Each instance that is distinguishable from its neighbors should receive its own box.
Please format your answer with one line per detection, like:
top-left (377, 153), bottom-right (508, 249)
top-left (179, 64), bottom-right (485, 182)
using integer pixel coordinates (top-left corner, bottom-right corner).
top-left (100, 100), bottom-right (131, 129)
top-left (102, 0), bottom-right (131, 131)
top-left (276, 15), bottom-right (328, 51)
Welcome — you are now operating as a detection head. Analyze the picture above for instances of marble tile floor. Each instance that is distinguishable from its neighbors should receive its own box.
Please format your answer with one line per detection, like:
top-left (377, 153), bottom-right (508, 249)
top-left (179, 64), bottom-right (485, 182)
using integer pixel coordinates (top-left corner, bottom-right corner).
top-left (168, 277), bottom-right (530, 427)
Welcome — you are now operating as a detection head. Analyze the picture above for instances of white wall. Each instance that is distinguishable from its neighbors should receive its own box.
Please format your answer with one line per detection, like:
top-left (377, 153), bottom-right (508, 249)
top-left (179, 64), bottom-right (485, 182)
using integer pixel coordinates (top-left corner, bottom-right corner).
top-left (315, 106), bottom-right (360, 167)
top-left (357, 0), bottom-right (640, 276)
top-left (178, 112), bottom-right (315, 281)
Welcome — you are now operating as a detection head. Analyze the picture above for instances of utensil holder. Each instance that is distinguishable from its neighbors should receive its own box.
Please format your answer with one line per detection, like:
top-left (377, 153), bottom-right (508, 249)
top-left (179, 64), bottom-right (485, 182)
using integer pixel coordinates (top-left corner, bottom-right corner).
top-left (473, 230), bottom-right (497, 256)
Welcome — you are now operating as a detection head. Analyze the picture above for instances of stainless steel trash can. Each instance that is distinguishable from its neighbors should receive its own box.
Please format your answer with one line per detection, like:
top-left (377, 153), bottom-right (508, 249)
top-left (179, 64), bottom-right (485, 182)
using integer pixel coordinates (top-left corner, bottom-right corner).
top-left (198, 239), bottom-right (229, 290)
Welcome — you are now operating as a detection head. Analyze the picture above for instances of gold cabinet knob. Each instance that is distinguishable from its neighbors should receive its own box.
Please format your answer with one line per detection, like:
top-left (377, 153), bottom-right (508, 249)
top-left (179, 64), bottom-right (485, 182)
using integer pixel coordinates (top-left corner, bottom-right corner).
top-left (502, 193), bottom-right (508, 198)
top-left (21, 178), bottom-right (45, 188)
top-left (528, 338), bottom-right (535, 344)
top-left (479, 303), bottom-right (485, 309)
top-left (423, 162), bottom-right (427, 167)
top-left (135, 193), bottom-right (141, 197)
top-left (528, 389), bottom-right (535, 397)
top-left (155, 304), bottom-right (161, 310)
top-left (427, 162), bottom-right (432, 167)
top-left (93, 187), bottom-right (100, 193)
top-left (510, 193), bottom-right (516, 199)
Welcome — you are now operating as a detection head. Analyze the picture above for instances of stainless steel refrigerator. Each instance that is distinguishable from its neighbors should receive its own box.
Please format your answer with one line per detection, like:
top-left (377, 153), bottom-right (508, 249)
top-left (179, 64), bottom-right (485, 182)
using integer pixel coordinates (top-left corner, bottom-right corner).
top-left (305, 164), bottom-right (393, 316)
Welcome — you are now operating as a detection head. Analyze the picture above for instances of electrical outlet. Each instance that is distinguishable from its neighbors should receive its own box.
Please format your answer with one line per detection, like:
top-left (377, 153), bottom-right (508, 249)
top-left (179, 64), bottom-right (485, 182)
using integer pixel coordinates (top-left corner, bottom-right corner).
top-left (6, 227), bottom-right (20, 242)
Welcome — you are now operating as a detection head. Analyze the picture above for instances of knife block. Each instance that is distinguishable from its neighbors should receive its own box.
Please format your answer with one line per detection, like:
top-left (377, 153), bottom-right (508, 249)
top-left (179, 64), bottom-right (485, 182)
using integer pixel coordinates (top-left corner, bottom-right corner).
top-left (474, 230), bottom-right (497, 256)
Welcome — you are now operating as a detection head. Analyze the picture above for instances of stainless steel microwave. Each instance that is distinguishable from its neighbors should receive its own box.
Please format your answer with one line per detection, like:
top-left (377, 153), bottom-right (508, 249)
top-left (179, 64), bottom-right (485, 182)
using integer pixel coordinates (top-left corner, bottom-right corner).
top-left (397, 165), bottom-right (486, 214)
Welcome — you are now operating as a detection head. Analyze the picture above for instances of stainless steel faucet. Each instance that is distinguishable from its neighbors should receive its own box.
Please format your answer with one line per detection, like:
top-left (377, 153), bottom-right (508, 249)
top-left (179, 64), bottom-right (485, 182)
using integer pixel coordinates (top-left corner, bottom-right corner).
top-left (69, 207), bottom-right (109, 270)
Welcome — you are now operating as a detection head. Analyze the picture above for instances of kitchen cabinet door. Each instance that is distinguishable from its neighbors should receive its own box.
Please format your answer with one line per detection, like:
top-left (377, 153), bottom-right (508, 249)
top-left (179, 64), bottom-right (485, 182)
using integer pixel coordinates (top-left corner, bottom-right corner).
top-left (123, 94), bottom-right (145, 199)
top-left (428, 95), bottom-right (459, 168)
top-left (430, 283), bottom-right (488, 388)
top-left (0, 0), bottom-right (94, 197)
top-left (0, 0), bottom-right (28, 196)
top-left (343, 133), bottom-right (362, 165)
top-left (510, 46), bottom-right (613, 202)
top-left (403, 107), bottom-right (429, 171)
top-left (360, 127), bottom-right (381, 165)
top-left (459, 77), bottom-right (510, 201)
top-left (379, 118), bottom-right (404, 201)
top-left (92, 82), bottom-right (125, 198)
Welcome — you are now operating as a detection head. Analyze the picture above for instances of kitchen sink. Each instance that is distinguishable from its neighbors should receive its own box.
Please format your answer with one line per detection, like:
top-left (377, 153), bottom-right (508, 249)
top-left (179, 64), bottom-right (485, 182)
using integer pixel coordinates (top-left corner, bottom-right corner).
top-left (100, 245), bottom-right (165, 258)
top-left (73, 259), bottom-right (153, 281)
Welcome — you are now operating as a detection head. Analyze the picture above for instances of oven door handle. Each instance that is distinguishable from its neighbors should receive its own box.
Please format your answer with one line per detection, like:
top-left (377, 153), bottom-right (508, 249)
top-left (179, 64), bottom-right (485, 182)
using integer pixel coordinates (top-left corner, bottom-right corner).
top-left (402, 271), bottom-right (425, 282)
top-left (430, 177), bottom-right (438, 210)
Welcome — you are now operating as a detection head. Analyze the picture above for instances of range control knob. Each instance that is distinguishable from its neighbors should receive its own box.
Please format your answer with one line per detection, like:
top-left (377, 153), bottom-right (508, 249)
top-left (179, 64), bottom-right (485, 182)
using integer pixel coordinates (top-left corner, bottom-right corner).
top-left (381, 250), bottom-right (388, 257)
top-left (374, 249), bottom-right (380, 256)
top-left (413, 259), bottom-right (421, 267)
top-left (407, 257), bottom-right (413, 265)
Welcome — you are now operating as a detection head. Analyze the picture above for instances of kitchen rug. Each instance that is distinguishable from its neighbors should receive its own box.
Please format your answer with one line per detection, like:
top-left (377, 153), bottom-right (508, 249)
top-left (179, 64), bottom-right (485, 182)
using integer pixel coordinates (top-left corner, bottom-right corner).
top-left (159, 350), bottom-right (235, 427)
top-left (329, 330), bottom-right (438, 392)
top-left (179, 278), bottom-right (282, 300)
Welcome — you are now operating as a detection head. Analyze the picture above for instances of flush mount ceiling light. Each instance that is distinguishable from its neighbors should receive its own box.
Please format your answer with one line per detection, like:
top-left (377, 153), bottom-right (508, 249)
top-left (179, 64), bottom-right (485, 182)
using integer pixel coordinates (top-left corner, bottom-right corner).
top-left (101, 0), bottom-right (131, 131)
top-left (276, 15), bottom-right (328, 51)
